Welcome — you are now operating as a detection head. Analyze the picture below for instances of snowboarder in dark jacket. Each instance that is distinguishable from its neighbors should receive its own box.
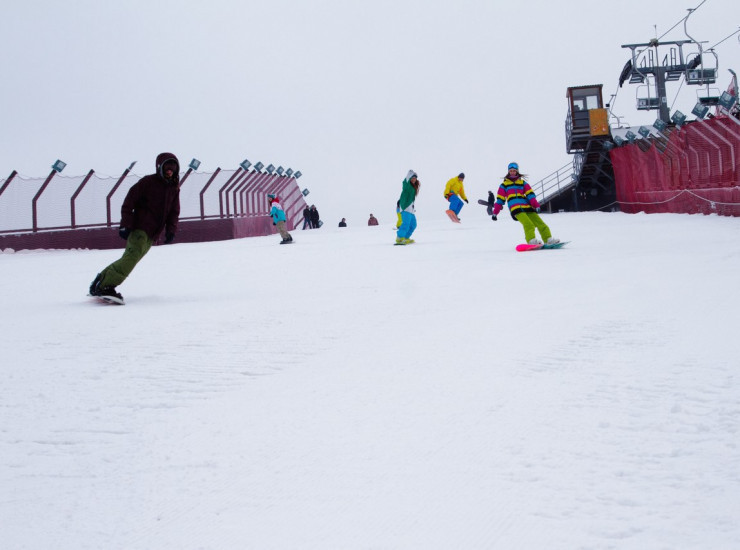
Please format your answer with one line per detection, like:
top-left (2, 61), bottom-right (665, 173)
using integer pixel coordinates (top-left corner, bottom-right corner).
top-left (89, 152), bottom-right (181, 302)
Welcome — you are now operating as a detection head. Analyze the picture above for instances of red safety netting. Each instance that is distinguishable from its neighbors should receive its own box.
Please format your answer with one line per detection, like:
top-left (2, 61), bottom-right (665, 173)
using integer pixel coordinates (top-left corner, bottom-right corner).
top-left (610, 115), bottom-right (740, 216)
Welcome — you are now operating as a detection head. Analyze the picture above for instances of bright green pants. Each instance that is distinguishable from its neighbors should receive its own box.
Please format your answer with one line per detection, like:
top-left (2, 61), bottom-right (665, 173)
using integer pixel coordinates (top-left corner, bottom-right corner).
top-left (99, 229), bottom-right (153, 288)
top-left (515, 212), bottom-right (552, 243)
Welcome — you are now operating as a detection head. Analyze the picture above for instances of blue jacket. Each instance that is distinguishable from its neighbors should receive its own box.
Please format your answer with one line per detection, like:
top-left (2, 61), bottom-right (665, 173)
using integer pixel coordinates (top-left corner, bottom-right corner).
top-left (270, 202), bottom-right (287, 223)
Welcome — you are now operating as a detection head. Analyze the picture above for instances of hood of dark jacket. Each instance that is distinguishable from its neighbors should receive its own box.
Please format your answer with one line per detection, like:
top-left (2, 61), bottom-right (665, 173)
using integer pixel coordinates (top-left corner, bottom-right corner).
top-left (156, 152), bottom-right (180, 184)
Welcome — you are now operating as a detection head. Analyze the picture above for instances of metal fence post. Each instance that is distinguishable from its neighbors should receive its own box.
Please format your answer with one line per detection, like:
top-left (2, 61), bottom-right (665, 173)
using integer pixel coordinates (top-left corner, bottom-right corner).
top-left (0, 171), bottom-right (18, 198)
top-left (199, 168), bottom-right (221, 220)
top-left (107, 163), bottom-right (136, 227)
top-left (70, 169), bottom-right (95, 228)
top-left (32, 169), bottom-right (58, 232)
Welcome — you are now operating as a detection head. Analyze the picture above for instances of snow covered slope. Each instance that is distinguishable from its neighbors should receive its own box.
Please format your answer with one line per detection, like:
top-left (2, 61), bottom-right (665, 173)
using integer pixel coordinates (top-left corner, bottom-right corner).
top-left (1, 211), bottom-right (739, 549)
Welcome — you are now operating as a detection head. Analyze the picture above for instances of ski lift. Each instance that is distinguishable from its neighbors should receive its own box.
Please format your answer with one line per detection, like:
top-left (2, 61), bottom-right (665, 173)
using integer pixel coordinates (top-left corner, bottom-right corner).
top-left (685, 58), bottom-right (718, 85)
top-left (663, 48), bottom-right (685, 82)
top-left (682, 9), bottom-right (719, 86)
top-left (636, 84), bottom-right (660, 111)
top-left (696, 86), bottom-right (721, 106)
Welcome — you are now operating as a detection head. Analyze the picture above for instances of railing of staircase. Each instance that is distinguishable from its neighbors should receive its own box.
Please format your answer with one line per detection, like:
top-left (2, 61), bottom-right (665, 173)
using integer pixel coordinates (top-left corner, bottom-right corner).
top-left (531, 161), bottom-right (576, 203)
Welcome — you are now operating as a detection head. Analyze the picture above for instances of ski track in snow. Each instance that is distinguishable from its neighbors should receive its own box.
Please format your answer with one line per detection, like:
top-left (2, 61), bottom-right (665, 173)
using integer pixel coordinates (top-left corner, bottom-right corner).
top-left (1, 212), bottom-right (739, 549)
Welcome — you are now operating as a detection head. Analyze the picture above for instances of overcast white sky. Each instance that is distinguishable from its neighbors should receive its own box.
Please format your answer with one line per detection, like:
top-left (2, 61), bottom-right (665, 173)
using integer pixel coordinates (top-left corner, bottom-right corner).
top-left (2, 0), bottom-right (738, 223)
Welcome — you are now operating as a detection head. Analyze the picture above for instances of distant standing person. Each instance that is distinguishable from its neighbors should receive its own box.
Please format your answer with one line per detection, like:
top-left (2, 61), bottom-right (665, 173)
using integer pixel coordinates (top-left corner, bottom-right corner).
top-left (268, 194), bottom-right (293, 244)
top-left (302, 206), bottom-right (311, 229)
top-left (490, 162), bottom-right (559, 245)
top-left (367, 214), bottom-right (379, 226)
top-left (310, 205), bottom-right (320, 228)
top-left (395, 170), bottom-right (420, 245)
top-left (338, 218), bottom-right (347, 227)
top-left (88, 152), bottom-right (181, 304)
top-left (444, 172), bottom-right (468, 222)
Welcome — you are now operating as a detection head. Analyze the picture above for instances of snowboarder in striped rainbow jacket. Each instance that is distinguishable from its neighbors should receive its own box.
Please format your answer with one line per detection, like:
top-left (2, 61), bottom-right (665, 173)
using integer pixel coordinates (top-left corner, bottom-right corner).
top-left (88, 152), bottom-right (181, 304)
top-left (490, 162), bottom-right (560, 246)
top-left (268, 194), bottom-right (294, 244)
top-left (395, 170), bottom-right (420, 245)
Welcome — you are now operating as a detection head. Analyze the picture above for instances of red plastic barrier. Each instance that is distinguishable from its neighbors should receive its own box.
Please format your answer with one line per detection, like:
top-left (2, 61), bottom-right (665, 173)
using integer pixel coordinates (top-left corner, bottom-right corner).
top-left (610, 115), bottom-right (740, 216)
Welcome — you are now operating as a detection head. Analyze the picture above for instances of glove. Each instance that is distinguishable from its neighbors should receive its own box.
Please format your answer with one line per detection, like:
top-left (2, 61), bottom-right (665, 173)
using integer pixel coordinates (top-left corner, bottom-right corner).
top-left (464, 199), bottom-right (469, 204)
top-left (119, 227), bottom-right (130, 240)
top-left (164, 232), bottom-right (175, 244)
top-left (536, 207), bottom-right (541, 213)
top-left (491, 215), bottom-right (497, 221)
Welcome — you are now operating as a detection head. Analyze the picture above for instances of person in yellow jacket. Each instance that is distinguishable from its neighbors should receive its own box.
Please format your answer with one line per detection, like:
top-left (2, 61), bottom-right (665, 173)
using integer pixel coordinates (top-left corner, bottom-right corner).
top-left (444, 172), bottom-right (468, 221)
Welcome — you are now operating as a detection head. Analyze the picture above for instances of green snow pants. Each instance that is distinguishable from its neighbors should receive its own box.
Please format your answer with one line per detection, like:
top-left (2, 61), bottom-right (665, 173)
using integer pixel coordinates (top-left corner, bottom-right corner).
top-left (515, 211), bottom-right (552, 244)
top-left (99, 229), bottom-right (153, 288)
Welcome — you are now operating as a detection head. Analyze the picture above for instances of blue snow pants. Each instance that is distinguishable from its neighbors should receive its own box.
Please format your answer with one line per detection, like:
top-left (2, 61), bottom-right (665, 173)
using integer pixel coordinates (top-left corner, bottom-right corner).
top-left (448, 194), bottom-right (464, 215)
top-left (397, 211), bottom-right (417, 239)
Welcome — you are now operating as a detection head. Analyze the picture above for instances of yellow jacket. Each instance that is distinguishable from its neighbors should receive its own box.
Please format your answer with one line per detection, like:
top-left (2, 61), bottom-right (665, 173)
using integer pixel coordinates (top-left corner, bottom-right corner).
top-left (444, 177), bottom-right (467, 201)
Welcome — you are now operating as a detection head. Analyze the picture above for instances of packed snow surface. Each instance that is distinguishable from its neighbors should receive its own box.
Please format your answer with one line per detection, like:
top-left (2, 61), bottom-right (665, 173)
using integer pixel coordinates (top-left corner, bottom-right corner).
top-left (1, 211), bottom-right (739, 549)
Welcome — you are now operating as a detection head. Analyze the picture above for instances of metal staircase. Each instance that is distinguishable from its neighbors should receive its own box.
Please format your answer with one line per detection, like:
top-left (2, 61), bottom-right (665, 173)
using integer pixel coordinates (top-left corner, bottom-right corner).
top-left (534, 85), bottom-right (617, 212)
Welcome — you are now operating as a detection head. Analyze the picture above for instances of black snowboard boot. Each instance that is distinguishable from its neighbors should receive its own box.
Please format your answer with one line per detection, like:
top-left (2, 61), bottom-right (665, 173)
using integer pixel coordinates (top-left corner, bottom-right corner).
top-left (89, 273), bottom-right (103, 296)
top-left (100, 286), bottom-right (124, 301)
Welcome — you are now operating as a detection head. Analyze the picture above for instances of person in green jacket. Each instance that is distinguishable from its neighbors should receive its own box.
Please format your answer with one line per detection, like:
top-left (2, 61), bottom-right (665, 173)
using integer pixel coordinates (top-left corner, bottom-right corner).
top-left (395, 170), bottom-right (420, 245)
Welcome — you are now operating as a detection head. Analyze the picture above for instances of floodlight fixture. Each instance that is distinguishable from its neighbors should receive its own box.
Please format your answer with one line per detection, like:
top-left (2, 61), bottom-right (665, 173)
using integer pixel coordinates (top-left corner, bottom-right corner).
top-left (254, 161), bottom-right (264, 172)
top-left (294, 171), bottom-right (302, 179)
top-left (189, 158), bottom-right (201, 171)
top-left (718, 91), bottom-right (737, 110)
top-left (128, 161), bottom-right (137, 171)
top-left (52, 159), bottom-right (66, 173)
top-left (691, 101), bottom-right (709, 119)
top-left (625, 130), bottom-right (637, 143)
top-left (602, 141), bottom-right (615, 151)
top-left (613, 135), bottom-right (625, 147)
top-left (638, 126), bottom-right (651, 139)
top-left (266, 164), bottom-right (275, 174)
top-left (302, 188), bottom-right (310, 196)
top-left (240, 159), bottom-right (252, 171)
top-left (671, 110), bottom-right (687, 127)
top-left (653, 118), bottom-right (667, 132)
top-left (285, 168), bottom-right (294, 177)
top-left (276, 166), bottom-right (284, 176)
